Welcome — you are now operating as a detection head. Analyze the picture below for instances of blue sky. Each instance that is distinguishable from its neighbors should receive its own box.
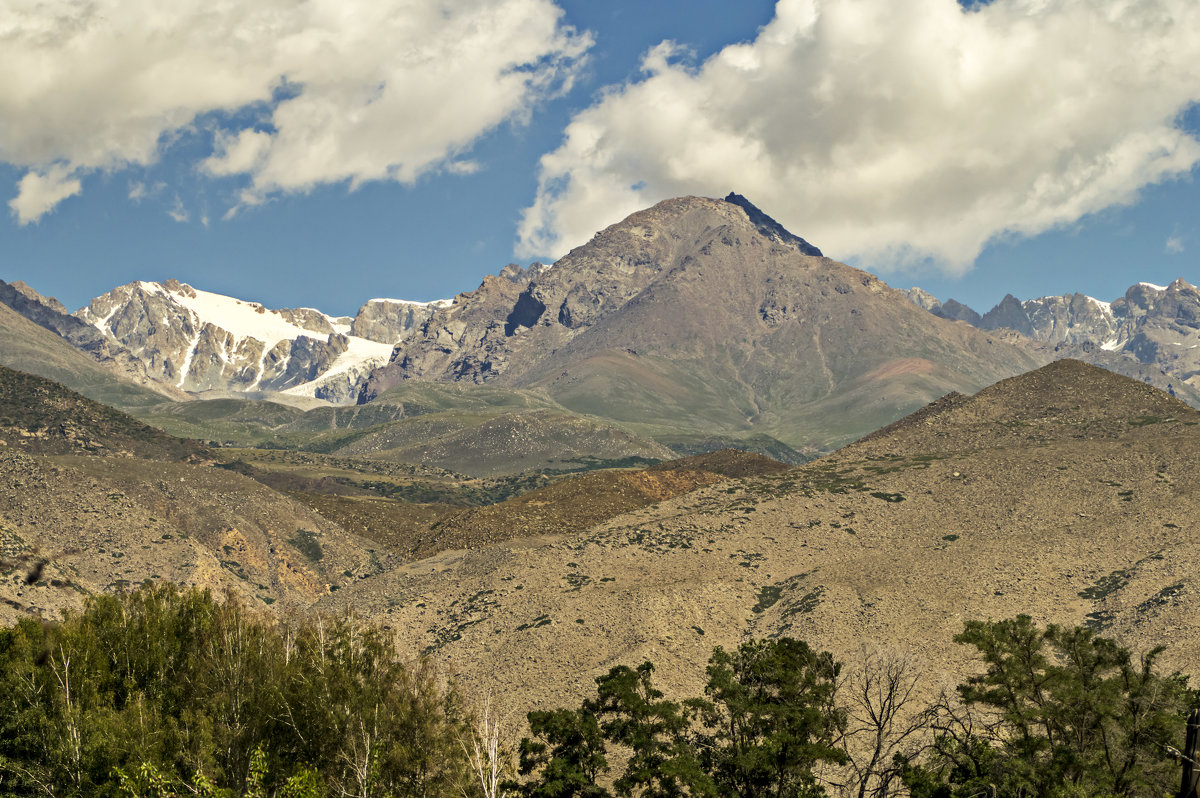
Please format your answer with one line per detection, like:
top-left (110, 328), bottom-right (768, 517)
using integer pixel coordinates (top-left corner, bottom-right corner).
top-left (1, 0), bottom-right (1198, 318)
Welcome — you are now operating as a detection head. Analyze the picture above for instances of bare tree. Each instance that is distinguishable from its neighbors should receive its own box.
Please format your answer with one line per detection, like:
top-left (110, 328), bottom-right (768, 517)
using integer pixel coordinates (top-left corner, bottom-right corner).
top-left (461, 692), bottom-right (512, 798)
top-left (826, 647), bottom-right (934, 798)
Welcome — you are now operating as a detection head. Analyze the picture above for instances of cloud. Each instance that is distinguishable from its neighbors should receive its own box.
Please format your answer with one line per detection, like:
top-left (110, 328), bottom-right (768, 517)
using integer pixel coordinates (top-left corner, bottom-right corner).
top-left (128, 181), bottom-right (166, 201)
top-left (518, 0), bottom-right (1200, 274)
top-left (8, 166), bottom-right (82, 224)
top-left (1167, 235), bottom-right (1185, 254)
top-left (168, 197), bottom-right (189, 224)
top-left (0, 0), bottom-right (589, 222)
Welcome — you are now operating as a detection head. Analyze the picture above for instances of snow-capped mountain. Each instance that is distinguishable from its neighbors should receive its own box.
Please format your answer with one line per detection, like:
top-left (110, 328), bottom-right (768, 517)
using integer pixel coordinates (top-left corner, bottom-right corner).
top-left (76, 280), bottom-right (441, 403)
top-left (907, 279), bottom-right (1200, 392)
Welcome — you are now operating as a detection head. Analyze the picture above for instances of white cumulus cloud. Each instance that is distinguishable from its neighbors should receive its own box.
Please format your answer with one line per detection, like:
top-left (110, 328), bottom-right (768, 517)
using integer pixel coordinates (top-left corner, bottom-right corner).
top-left (0, 0), bottom-right (589, 222)
top-left (8, 166), bottom-right (82, 225)
top-left (518, 0), bottom-right (1200, 274)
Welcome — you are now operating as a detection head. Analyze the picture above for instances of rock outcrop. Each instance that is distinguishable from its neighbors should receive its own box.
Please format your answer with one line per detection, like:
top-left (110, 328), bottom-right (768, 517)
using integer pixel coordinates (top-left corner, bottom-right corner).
top-left (0, 278), bottom-right (179, 396)
top-left (350, 298), bottom-right (449, 344)
top-left (76, 280), bottom-right (395, 403)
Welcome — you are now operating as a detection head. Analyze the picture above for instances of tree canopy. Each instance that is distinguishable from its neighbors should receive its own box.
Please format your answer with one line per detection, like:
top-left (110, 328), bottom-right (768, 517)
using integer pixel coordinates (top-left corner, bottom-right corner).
top-left (0, 583), bottom-right (471, 797)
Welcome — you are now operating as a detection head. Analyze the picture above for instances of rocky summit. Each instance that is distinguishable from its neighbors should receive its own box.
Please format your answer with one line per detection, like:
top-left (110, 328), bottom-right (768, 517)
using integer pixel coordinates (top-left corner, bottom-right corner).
top-left (361, 194), bottom-right (1043, 452)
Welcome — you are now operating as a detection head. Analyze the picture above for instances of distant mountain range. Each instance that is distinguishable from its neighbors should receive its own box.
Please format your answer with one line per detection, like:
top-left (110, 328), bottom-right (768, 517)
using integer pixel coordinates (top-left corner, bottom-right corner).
top-left (2, 192), bottom-right (1197, 456)
top-left (905, 280), bottom-right (1200, 402)
top-left (2, 277), bottom-right (448, 405)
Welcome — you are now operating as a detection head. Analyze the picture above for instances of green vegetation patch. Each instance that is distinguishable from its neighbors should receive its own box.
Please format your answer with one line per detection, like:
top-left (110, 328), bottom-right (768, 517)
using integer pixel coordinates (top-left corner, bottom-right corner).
top-left (1138, 583), bottom-right (1185, 614)
top-left (1129, 415), bottom-right (1175, 427)
top-left (288, 529), bottom-right (324, 562)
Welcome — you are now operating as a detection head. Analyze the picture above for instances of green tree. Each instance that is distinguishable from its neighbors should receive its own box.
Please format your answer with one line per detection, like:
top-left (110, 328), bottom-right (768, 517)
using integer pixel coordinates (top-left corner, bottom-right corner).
top-left (904, 616), bottom-right (1188, 798)
top-left (588, 662), bottom-right (712, 798)
top-left (0, 583), bottom-right (469, 798)
top-left (516, 706), bottom-right (611, 798)
top-left (698, 638), bottom-right (846, 798)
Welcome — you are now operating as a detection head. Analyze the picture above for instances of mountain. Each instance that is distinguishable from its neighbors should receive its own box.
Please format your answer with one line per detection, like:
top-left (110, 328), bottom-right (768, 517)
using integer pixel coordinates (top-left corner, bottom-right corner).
top-left (318, 360), bottom-right (1200, 713)
top-left (0, 295), bottom-right (177, 412)
top-left (907, 280), bottom-right (1200, 403)
top-left (75, 280), bottom-right (419, 403)
top-left (903, 288), bottom-right (981, 325)
top-left (0, 278), bottom-right (176, 394)
top-left (361, 194), bottom-right (1044, 452)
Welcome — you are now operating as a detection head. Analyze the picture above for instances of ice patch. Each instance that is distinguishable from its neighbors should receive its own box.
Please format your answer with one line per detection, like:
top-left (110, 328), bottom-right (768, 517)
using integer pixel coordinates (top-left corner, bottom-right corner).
top-left (366, 297), bottom-right (453, 308)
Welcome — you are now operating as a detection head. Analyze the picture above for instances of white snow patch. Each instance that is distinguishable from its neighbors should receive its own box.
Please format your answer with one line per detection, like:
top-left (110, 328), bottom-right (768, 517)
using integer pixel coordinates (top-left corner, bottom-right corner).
top-left (366, 297), bottom-right (453, 308)
top-left (250, 343), bottom-right (271, 391)
top-left (1085, 296), bottom-right (1113, 315)
top-left (1138, 282), bottom-right (1168, 292)
top-left (328, 316), bottom-right (354, 335)
top-left (160, 283), bottom-right (330, 348)
top-left (88, 303), bottom-right (123, 334)
top-left (280, 337), bottom-right (394, 398)
top-left (177, 322), bottom-right (203, 387)
top-left (1100, 337), bottom-right (1122, 351)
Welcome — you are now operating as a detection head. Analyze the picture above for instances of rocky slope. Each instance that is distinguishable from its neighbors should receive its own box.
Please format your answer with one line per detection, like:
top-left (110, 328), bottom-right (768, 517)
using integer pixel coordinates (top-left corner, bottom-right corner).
top-left (0, 279), bottom-right (177, 394)
top-left (0, 367), bottom-right (388, 623)
top-left (320, 360), bottom-right (1200, 715)
top-left (0, 298), bottom-right (175, 412)
top-left (77, 280), bottom-right (396, 403)
top-left (0, 364), bottom-right (206, 460)
top-left (362, 194), bottom-right (1044, 452)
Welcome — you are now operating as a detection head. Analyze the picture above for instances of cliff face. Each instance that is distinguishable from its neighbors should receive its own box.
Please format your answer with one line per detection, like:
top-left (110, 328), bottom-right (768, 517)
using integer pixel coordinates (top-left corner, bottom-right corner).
top-left (350, 298), bottom-right (449, 344)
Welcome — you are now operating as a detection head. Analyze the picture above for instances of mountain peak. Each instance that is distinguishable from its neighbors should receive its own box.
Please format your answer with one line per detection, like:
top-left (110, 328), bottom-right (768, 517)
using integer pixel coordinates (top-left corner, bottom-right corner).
top-left (722, 192), bottom-right (823, 256)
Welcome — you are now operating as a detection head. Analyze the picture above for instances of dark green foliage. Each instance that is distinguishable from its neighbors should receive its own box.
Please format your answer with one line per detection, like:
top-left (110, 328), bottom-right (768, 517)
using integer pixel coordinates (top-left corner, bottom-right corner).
top-left (904, 615), bottom-right (1188, 798)
top-left (516, 639), bottom-right (844, 798)
top-left (751, 586), bottom-right (783, 614)
top-left (699, 639), bottom-right (846, 798)
top-left (518, 708), bottom-right (611, 798)
top-left (287, 529), bottom-right (324, 562)
top-left (0, 583), bottom-right (471, 797)
top-left (588, 663), bottom-right (710, 798)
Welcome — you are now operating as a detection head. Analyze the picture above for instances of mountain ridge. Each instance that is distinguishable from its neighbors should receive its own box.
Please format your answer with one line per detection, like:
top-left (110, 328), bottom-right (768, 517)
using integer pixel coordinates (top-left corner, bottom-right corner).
top-left (906, 280), bottom-right (1200, 404)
